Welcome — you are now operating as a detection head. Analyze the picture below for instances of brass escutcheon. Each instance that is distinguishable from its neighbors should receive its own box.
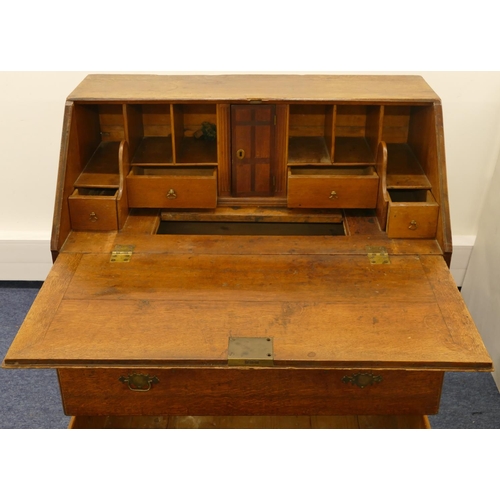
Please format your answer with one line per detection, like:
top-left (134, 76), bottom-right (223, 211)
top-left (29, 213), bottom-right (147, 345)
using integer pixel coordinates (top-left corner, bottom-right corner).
top-left (166, 188), bottom-right (177, 199)
top-left (329, 191), bottom-right (338, 199)
top-left (342, 373), bottom-right (383, 388)
top-left (408, 220), bottom-right (418, 230)
top-left (236, 149), bottom-right (245, 159)
top-left (119, 373), bottom-right (159, 392)
top-left (89, 212), bottom-right (98, 222)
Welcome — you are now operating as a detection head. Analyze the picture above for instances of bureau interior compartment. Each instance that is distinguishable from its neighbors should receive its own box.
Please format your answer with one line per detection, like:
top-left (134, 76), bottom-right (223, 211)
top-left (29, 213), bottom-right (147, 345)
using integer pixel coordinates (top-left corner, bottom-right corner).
top-left (131, 166), bottom-right (215, 176)
top-left (388, 189), bottom-right (431, 203)
top-left (287, 166), bottom-right (379, 209)
top-left (382, 105), bottom-right (436, 190)
top-left (75, 187), bottom-right (118, 196)
top-left (126, 104), bottom-right (174, 165)
top-left (157, 220), bottom-right (345, 236)
top-left (73, 104), bottom-right (124, 189)
top-left (288, 105), bottom-right (334, 164)
top-left (333, 105), bottom-right (380, 164)
top-left (290, 166), bottom-right (377, 176)
top-left (386, 188), bottom-right (439, 239)
top-left (173, 104), bottom-right (218, 164)
top-left (126, 166), bottom-right (217, 209)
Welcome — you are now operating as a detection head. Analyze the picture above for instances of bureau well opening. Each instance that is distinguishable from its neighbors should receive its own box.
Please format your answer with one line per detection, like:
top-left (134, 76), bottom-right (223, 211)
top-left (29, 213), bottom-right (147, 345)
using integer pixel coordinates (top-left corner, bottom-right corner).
top-left (157, 220), bottom-right (345, 236)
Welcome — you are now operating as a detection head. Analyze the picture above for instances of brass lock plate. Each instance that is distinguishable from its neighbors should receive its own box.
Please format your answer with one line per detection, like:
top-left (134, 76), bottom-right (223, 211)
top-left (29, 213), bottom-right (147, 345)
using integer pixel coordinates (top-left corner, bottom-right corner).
top-left (228, 337), bottom-right (274, 366)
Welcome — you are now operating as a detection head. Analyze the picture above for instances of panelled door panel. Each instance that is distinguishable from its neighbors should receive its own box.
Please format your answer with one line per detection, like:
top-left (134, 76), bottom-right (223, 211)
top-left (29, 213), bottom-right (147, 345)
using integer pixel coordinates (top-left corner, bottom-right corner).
top-left (231, 105), bottom-right (276, 197)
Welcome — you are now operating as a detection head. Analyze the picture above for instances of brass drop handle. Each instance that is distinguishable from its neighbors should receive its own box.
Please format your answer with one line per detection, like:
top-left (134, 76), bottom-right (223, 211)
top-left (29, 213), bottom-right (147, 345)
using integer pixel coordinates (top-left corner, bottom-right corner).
top-left (166, 188), bottom-right (177, 199)
top-left (236, 149), bottom-right (245, 159)
top-left (342, 373), bottom-right (383, 388)
top-left (119, 373), bottom-right (159, 392)
top-left (408, 220), bottom-right (418, 230)
top-left (329, 191), bottom-right (338, 199)
top-left (89, 212), bottom-right (98, 222)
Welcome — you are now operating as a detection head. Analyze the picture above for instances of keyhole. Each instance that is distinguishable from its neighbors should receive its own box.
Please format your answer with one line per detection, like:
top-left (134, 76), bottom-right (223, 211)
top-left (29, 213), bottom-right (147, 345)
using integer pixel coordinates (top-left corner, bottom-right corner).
top-left (236, 149), bottom-right (245, 159)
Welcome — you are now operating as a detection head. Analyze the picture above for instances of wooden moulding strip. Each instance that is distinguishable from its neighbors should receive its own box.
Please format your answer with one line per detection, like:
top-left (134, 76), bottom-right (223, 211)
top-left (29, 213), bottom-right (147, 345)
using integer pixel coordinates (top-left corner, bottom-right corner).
top-left (116, 140), bottom-right (130, 229)
top-left (51, 102), bottom-right (78, 257)
top-left (159, 207), bottom-right (344, 224)
top-left (216, 103), bottom-right (231, 196)
top-left (106, 233), bottom-right (442, 256)
top-left (375, 141), bottom-right (389, 230)
top-left (419, 255), bottom-right (493, 370)
top-left (60, 231), bottom-right (442, 256)
top-left (2, 253), bottom-right (82, 368)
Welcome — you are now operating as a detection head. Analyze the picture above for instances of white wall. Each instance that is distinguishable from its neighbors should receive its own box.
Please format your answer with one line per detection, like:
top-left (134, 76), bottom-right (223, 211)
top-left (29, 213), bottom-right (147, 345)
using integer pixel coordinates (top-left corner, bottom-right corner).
top-left (1, 72), bottom-right (500, 280)
top-left (461, 146), bottom-right (500, 389)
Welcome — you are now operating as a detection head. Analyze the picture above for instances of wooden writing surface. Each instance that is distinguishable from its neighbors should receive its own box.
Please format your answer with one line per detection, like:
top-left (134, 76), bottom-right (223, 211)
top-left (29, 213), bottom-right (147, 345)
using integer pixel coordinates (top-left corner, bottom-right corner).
top-left (4, 240), bottom-right (490, 371)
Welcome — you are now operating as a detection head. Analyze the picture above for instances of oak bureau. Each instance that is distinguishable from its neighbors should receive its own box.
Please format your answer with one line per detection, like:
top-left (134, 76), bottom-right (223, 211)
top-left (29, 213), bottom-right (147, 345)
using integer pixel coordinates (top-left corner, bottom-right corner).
top-left (3, 74), bottom-right (492, 429)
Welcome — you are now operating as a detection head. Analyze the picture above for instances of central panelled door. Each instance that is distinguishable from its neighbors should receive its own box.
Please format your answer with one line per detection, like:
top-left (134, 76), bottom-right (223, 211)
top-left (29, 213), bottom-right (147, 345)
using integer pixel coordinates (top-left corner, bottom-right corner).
top-left (231, 104), bottom-right (276, 197)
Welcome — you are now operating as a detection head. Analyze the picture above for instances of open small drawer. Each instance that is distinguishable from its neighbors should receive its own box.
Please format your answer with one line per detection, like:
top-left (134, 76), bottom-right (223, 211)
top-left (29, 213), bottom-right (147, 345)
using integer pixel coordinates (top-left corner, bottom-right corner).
top-left (287, 166), bottom-right (379, 209)
top-left (127, 167), bottom-right (217, 209)
top-left (68, 188), bottom-right (119, 231)
top-left (387, 189), bottom-right (439, 239)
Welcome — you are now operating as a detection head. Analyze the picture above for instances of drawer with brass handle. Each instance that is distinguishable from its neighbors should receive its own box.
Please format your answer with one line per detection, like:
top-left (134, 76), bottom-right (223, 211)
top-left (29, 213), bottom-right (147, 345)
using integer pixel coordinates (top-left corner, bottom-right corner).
top-left (287, 166), bottom-right (379, 209)
top-left (58, 367), bottom-right (443, 416)
top-left (127, 167), bottom-right (217, 209)
top-left (387, 189), bottom-right (439, 239)
top-left (68, 188), bottom-right (119, 231)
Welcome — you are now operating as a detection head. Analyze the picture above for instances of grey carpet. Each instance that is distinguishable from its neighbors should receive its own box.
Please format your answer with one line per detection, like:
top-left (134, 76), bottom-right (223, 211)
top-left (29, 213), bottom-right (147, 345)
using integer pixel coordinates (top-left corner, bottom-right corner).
top-left (0, 282), bottom-right (70, 429)
top-left (1, 282), bottom-right (499, 428)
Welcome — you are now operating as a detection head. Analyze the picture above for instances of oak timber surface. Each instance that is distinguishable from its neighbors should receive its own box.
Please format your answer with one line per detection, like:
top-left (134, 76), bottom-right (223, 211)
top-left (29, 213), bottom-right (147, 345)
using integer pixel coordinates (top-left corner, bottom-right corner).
top-left (3, 236), bottom-right (491, 370)
top-left (69, 415), bottom-right (431, 429)
top-left (68, 75), bottom-right (440, 103)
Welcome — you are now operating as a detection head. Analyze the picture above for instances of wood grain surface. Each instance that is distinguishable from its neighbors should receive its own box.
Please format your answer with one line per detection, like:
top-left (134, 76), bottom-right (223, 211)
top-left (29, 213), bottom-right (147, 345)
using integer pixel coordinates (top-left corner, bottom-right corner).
top-left (69, 414), bottom-right (431, 429)
top-left (67, 75), bottom-right (440, 103)
top-left (3, 247), bottom-right (491, 370)
top-left (58, 367), bottom-right (443, 416)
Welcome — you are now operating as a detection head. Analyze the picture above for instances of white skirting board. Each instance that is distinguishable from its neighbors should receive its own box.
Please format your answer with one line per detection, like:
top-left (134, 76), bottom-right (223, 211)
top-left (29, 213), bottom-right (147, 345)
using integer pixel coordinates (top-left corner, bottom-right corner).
top-left (1, 236), bottom-right (475, 285)
top-left (0, 239), bottom-right (53, 281)
top-left (450, 235), bottom-right (476, 287)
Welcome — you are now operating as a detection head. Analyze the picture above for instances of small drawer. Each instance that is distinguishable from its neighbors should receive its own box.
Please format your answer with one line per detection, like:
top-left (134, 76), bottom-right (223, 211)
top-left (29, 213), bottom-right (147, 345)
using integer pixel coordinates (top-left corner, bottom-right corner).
top-left (387, 189), bottom-right (439, 239)
top-left (58, 367), bottom-right (443, 416)
top-left (287, 167), bottom-right (379, 209)
top-left (127, 167), bottom-right (217, 209)
top-left (68, 188), bottom-right (118, 231)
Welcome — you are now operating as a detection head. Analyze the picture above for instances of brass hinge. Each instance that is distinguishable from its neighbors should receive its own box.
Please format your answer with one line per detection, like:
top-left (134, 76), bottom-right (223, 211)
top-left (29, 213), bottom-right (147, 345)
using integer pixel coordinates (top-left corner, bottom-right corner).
top-left (366, 246), bottom-right (390, 265)
top-left (110, 244), bottom-right (134, 263)
top-left (228, 337), bottom-right (274, 366)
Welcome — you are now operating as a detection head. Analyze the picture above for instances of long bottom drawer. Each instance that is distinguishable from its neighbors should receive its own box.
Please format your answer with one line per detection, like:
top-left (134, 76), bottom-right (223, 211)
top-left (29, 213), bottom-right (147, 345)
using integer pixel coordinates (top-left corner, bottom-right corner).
top-left (58, 368), bottom-right (443, 416)
top-left (69, 415), bottom-right (431, 429)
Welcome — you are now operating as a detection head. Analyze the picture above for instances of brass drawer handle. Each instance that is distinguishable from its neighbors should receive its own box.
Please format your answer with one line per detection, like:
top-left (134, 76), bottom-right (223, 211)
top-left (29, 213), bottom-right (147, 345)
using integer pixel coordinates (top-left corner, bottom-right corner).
top-left (342, 373), bottom-right (383, 388)
top-left (329, 191), bottom-right (338, 199)
top-left (89, 212), bottom-right (98, 222)
top-left (166, 188), bottom-right (177, 199)
top-left (408, 220), bottom-right (418, 230)
top-left (119, 373), bottom-right (159, 392)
